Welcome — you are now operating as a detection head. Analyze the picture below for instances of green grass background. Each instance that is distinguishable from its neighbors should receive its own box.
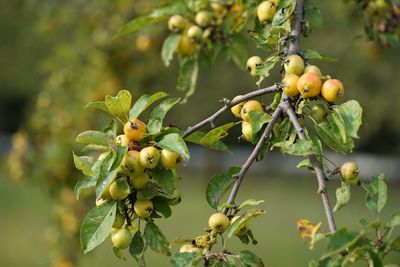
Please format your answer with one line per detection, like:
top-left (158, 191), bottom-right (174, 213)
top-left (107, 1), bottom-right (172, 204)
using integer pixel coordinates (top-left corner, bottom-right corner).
top-left (1, 172), bottom-right (399, 266)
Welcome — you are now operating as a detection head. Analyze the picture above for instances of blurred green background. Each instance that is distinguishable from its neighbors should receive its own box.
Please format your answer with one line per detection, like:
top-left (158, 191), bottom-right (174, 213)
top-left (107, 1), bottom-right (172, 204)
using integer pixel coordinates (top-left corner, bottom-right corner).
top-left (1, 0), bottom-right (399, 266)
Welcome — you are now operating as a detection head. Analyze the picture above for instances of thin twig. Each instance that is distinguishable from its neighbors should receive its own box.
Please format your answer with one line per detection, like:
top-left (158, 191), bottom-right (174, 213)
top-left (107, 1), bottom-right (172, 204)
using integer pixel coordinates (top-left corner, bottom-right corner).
top-left (182, 85), bottom-right (280, 138)
top-left (288, 0), bottom-right (304, 55)
top-left (222, 106), bottom-right (283, 214)
top-left (281, 99), bottom-right (337, 233)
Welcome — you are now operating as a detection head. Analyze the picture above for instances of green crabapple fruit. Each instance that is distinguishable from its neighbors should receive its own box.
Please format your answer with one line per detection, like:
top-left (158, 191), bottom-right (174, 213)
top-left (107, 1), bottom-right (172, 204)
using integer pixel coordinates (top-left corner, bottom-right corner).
top-left (310, 104), bottom-right (328, 123)
top-left (130, 173), bottom-right (150, 190)
top-left (340, 162), bottom-right (360, 184)
top-left (109, 179), bottom-right (131, 200)
top-left (123, 119), bottom-right (147, 142)
top-left (160, 149), bottom-right (181, 170)
top-left (134, 199), bottom-right (154, 218)
top-left (113, 212), bottom-right (126, 228)
top-left (241, 121), bottom-right (254, 142)
top-left (168, 15), bottom-right (186, 32)
top-left (115, 134), bottom-right (129, 147)
top-left (111, 228), bottom-right (132, 249)
top-left (208, 213), bottom-right (230, 233)
top-left (187, 25), bottom-right (203, 43)
top-left (177, 34), bottom-right (198, 56)
top-left (195, 11), bottom-right (213, 27)
top-left (246, 56), bottom-right (263, 76)
top-left (257, 1), bottom-right (277, 22)
top-left (240, 100), bottom-right (264, 122)
top-left (230, 95), bottom-right (245, 118)
top-left (139, 146), bottom-right (160, 169)
top-left (284, 54), bottom-right (304, 76)
top-left (121, 150), bottom-right (145, 176)
top-left (282, 73), bottom-right (300, 97)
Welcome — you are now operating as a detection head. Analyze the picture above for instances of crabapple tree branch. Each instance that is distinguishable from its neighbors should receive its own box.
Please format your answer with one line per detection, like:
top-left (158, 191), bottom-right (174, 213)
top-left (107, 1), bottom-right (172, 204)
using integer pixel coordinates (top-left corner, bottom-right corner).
top-left (182, 84), bottom-right (280, 138)
top-left (288, 0), bottom-right (304, 56)
top-left (222, 106), bottom-right (283, 214)
top-left (281, 99), bottom-right (337, 233)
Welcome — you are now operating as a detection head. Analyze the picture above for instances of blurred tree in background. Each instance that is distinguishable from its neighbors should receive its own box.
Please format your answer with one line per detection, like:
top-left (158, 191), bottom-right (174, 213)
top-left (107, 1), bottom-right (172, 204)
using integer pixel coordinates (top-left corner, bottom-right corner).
top-left (1, 0), bottom-right (400, 266)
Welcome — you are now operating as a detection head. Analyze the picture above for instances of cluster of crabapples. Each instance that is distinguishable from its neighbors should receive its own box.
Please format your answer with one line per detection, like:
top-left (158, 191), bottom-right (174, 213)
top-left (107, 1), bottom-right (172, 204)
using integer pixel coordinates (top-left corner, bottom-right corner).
top-left (179, 212), bottom-right (250, 254)
top-left (96, 119), bottom-right (182, 250)
top-left (247, 54), bottom-right (345, 123)
top-left (167, 1), bottom-right (245, 56)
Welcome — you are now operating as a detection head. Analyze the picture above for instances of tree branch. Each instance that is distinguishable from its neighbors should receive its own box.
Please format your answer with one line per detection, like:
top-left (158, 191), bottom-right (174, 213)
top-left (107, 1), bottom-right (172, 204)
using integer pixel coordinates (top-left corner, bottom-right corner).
top-left (182, 84), bottom-right (280, 138)
top-left (222, 106), bottom-right (283, 214)
top-left (288, 0), bottom-right (304, 55)
top-left (280, 99), bottom-right (337, 233)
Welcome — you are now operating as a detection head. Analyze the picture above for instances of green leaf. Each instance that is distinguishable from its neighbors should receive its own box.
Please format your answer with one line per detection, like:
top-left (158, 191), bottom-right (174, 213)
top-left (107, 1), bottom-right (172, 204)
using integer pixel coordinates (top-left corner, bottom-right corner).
top-left (177, 57), bottom-right (199, 102)
top-left (80, 201), bottom-right (117, 254)
top-left (148, 168), bottom-right (175, 195)
top-left (304, 0), bottom-right (323, 28)
top-left (105, 90), bottom-right (132, 122)
top-left (248, 110), bottom-right (272, 135)
top-left (296, 159), bottom-right (312, 169)
top-left (136, 182), bottom-right (169, 200)
top-left (364, 174), bottom-right (387, 214)
top-left (130, 231), bottom-right (145, 257)
top-left (95, 147), bottom-right (128, 199)
top-left (389, 237), bottom-right (400, 251)
top-left (74, 177), bottom-right (97, 200)
top-left (206, 167), bottom-right (240, 209)
top-left (255, 56), bottom-right (279, 84)
top-left (239, 250), bottom-right (264, 266)
top-left (144, 222), bottom-right (171, 256)
top-left (76, 131), bottom-right (111, 146)
top-left (387, 210), bottom-right (400, 228)
top-left (238, 199), bottom-right (264, 210)
top-left (230, 36), bottom-right (248, 70)
top-left (279, 139), bottom-right (319, 156)
top-left (147, 98), bottom-right (180, 135)
top-left (226, 209), bottom-right (266, 239)
top-left (113, 247), bottom-right (126, 261)
top-left (302, 49), bottom-right (336, 62)
top-left (185, 131), bottom-right (230, 152)
top-left (115, 1), bottom-right (188, 38)
top-left (157, 133), bottom-right (190, 163)
top-left (162, 33), bottom-right (181, 67)
top-left (333, 100), bottom-right (363, 139)
top-left (129, 91), bottom-right (168, 119)
top-left (171, 252), bottom-right (202, 267)
top-left (153, 197), bottom-right (172, 218)
top-left (333, 182), bottom-right (351, 213)
top-left (201, 123), bottom-right (235, 146)
top-left (85, 101), bottom-right (109, 113)
top-left (322, 228), bottom-right (365, 259)
top-left (272, 0), bottom-right (296, 27)
top-left (73, 152), bottom-right (95, 177)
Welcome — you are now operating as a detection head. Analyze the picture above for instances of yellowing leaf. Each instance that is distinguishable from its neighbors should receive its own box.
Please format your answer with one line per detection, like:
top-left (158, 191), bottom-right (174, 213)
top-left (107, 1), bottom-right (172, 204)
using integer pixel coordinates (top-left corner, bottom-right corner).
top-left (297, 219), bottom-right (322, 250)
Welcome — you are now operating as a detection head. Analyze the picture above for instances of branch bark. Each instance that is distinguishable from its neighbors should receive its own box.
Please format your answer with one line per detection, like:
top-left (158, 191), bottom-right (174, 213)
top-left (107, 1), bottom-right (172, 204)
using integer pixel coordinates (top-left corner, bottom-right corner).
top-left (288, 0), bottom-right (304, 55)
top-left (222, 106), bottom-right (283, 214)
top-left (281, 100), bottom-right (337, 233)
top-left (182, 84), bottom-right (280, 138)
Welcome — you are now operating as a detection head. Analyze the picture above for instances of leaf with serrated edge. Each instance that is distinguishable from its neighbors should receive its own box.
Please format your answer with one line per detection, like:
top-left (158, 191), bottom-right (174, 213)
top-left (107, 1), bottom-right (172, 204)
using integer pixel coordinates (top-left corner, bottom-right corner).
top-left (147, 98), bottom-right (180, 135)
top-left (129, 91), bottom-right (168, 119)
top-left (226, 209), bottom-right (266, 239)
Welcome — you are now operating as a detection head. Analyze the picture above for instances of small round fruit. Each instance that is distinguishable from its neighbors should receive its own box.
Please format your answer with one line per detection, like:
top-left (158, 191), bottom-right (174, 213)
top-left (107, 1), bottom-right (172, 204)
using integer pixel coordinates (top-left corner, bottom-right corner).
top-left (109, 179), bottom-right (131, 200)
top-left (187, 25), bottom-right (203, 43)
top-left (304, 65), bottom-right (322, 76)
top-left (139, 146), bottom-right (160, 169)
top-left (230, 95), bottom-right (245, 118)
top-left (121, 150), bottom-right (145, 176)
top-left (340, 162), bottom-right (359, 183)
top-left (195, 11), bottom-right (213, 27)
top-left (169, 189), bottom-right (181, 206)
top-left (282, 73), bottom-right (300, 97)
top-left (241, 121), bottom-right (253, 142)
top-left (113, 212), bottom-right (126, 228)
top-left (284, 54), bottom-right (305, 76)
top-left (231, 216), bottom-right (248, 236)
top-left (123, 119), bottom-right (147, 142)
top-left (310, 104), bottom-right (328, 123)
top-left (130, 173), bottom-right (150, 190)
top-left (168, 15), bottom-right (186, 32)
top-left (101, 183), bottom-right (112, 199)
top-left (177, 34), bottom-right (197, 56)
top-left (246, 56), bottom-right (263, 76)
top-left (179, 244), bottom-right (202, 254)
top-left (115, 134), bottom-right (130, 147)
top-left (321, 79), bottom-right (344, 103)
top-left (160, 149), bottom-right (181, 170)
top-left (240, 100), bottom-right (264, 122)
top-left (297, 73), bottom-right (322, 98)
top-left (134, 199), bottom-right (154, 218)
top-left (257, 1), bottom-right (277, 22)
top-left (111, 228), bottom-right (132, 249)
top-left (208, 213), bottom-right (230, 233)
top-left (136, 35), bottom-right (152, 53)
